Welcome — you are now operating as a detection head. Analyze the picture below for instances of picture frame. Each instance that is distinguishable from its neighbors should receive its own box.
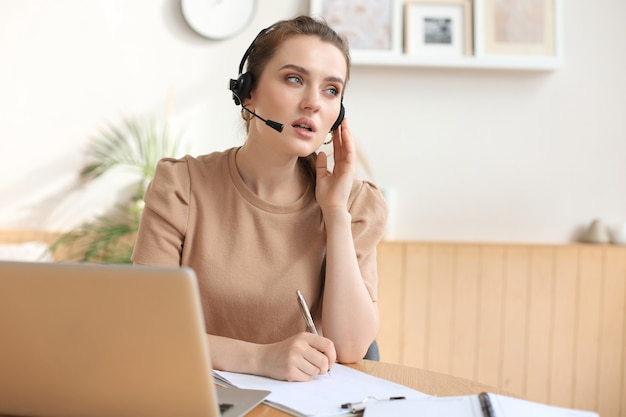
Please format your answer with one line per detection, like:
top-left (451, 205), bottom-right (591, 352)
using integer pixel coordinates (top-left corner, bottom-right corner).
top-left (477, 0), bottom-right (556, 56)
top-left (309, 0), bottom-right (403, 56)
top-left (403, 0), bottom-right (473, 58)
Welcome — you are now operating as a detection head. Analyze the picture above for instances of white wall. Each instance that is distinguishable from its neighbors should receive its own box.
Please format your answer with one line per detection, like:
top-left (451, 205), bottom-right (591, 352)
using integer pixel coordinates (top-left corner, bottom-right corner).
top-left (1, 0), bottom-right (625, 243)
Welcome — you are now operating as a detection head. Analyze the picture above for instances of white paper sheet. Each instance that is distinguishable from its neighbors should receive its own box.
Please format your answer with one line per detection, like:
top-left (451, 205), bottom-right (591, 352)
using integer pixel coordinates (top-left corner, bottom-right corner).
top-left (214, 364), bottom-right (429, 417)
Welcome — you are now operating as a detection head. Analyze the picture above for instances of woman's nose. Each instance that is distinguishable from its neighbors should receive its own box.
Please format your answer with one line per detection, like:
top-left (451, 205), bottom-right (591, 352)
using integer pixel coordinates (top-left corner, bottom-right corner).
top-left (301, 89), bottom-right (321, 112)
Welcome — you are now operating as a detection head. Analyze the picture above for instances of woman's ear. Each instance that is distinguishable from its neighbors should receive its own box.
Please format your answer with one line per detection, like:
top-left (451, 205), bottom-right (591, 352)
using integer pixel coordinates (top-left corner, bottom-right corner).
top-left (242, 93), bottom-right (253, 109)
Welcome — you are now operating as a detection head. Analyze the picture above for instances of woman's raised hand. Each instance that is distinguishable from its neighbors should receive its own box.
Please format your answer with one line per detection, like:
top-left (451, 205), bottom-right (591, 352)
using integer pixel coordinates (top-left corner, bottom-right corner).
top-left (315, 119), bottom-right (355, 212)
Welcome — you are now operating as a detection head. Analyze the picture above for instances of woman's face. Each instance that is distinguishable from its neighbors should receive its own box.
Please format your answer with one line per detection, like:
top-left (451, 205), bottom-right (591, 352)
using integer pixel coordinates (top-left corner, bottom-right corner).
top-left (246, 34), bottom-right (347, 157)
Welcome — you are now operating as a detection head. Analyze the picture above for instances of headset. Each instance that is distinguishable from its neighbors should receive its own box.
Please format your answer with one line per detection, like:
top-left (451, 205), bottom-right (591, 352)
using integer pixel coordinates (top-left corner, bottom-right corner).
top-left (228, 27), bottom-right (345, 133)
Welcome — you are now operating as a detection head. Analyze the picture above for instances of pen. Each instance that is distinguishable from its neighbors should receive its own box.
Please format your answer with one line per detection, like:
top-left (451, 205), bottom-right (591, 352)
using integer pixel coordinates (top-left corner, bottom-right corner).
top-left (296, 290), bottom-right (318, 335)
top-left (296, 290), bottom-right (331, 375)
top-left (341, 396), bottom-right (406, 413)
top-left (479, 392), bottom-right (495, 417)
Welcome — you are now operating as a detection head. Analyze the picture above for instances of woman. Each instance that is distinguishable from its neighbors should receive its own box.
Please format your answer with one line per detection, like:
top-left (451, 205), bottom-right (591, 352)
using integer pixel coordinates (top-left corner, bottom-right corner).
top-left (132, 15), bottom-right (388, 381)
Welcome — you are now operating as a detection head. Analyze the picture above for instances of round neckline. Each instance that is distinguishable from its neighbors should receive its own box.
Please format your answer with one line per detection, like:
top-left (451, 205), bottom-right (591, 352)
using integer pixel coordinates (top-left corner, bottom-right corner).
top-left (228, 147), bottom-right (315, 214)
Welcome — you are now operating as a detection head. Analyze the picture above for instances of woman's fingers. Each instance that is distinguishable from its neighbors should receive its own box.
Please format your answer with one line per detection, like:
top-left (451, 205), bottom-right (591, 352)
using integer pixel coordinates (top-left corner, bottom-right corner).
top-left (332, 119), bottom-right (355, 170)
top-left (261, 333), bottom-right (336, 381)
top-left (309, 334), bottom-right (337, 369)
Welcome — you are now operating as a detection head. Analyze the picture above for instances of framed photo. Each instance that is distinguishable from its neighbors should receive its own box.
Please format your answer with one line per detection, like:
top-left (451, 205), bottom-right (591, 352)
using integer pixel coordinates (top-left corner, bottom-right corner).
top-left (309, 0), bottom-right (402, 56)
top-left (404, 0), bottom-right (473, 57)
top-left (478, 0), bottom-right (556, 56)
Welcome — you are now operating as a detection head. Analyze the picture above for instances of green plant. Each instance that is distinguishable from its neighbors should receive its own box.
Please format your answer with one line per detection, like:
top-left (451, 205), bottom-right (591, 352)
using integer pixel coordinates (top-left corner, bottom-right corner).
top-left (52, 117), bottom-right (183, 263)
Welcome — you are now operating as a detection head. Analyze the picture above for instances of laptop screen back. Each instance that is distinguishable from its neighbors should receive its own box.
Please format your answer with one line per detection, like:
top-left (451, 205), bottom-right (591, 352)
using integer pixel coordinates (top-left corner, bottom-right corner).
top-left (0, 261), bottom-right (220, 417)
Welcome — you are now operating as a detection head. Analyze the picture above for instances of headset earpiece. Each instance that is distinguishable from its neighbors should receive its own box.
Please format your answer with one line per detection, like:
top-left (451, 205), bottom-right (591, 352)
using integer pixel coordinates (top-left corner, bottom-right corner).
top-left (229, 72), bottom-right (253, 106)
top-left (229, 27), bottom-right (269, 107)
top-left (331, 102), bottom-right (345, 132)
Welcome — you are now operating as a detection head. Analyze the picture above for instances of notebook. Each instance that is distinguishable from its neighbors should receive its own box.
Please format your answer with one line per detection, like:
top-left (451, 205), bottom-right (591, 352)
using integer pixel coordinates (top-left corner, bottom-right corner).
top-left (0, 260), bottom-right (270, 417)
top-left (362, 392), bottom-right (599, 417)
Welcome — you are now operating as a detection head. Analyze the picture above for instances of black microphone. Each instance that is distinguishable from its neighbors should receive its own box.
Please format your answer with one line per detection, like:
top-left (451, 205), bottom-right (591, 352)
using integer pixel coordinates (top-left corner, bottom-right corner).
top-left (241, 105), bottom-right (284, 133)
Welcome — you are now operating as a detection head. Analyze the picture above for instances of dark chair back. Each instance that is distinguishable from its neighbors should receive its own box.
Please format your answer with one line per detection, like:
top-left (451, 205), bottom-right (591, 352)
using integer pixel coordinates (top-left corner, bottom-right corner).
top-left (363, 340), bottom-right (380, 361)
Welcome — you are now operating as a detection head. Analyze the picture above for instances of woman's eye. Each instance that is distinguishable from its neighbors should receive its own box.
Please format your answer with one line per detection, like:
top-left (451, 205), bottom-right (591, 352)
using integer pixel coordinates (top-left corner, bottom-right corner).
top-left (325, 86), bottom-right (340, 96)
top-left (286, 75), bottom-right (302, 85)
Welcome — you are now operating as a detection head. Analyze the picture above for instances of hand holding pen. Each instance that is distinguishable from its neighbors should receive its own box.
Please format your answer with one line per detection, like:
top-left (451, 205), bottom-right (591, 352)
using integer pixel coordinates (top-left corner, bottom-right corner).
top-left (297, 290), bottom-right (333, 375)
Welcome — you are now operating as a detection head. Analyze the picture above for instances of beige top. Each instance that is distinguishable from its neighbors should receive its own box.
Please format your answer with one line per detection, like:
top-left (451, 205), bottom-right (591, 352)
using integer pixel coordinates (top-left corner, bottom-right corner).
top-left (132, 147), bottom-right (388, 344)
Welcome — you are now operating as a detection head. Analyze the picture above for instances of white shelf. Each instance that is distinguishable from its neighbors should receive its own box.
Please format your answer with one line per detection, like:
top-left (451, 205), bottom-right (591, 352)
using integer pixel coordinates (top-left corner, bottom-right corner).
top-left (351, 52), bottom-right (562, 71)
top-left (347, 0), bottom-right (563, 72)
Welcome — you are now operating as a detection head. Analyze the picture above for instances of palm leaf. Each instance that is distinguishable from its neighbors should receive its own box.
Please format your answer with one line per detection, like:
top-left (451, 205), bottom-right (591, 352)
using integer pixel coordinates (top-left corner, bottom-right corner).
top-left (54, 117), bottom-right (183, 264)
top-left (80, 118), bottom-right (182, 184)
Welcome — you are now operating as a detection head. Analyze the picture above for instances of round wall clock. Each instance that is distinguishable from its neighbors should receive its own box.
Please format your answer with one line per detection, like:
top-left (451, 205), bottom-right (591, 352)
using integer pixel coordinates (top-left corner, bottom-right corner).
top-left (181, 0), bottom-right (257, 40)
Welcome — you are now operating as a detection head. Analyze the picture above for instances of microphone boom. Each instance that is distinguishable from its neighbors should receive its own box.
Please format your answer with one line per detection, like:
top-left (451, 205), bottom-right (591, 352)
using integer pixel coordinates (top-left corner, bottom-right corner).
top-left (241, 105), bottom-right (284, 133)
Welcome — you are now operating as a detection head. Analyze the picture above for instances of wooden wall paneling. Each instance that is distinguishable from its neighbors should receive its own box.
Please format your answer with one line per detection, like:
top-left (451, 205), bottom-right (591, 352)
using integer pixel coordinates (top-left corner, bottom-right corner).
top-left (623, 277), bottom-right (626, 417)
top-left (402, 243), bottom-right (430, 368)
top-left (0, 229), bottom-right (93, 261)
top-left (451, 244), bottom-right (481, 382)
top-left (0, 230), bottom-right (60, 244)
top-left (376, 242), bottom-right (405, 364)
top-left (524, 246), bottom-right (555, 404)
top-left (549, 246), bottom-right (579, 408)
top-left (573, 246), bottom-right (604, 412)
top-left (618, 270), bottom-right (626, 417)
top-left (374, 241), bottom-right (626, 416)
top-left (475, 246), bottom-right (506, 389)
top-left (425, 244), bottom-right (456, 375)
top-left (597, 247), bottom-right (626, 417)
top-left (500, 246), bottom-right (531, 397)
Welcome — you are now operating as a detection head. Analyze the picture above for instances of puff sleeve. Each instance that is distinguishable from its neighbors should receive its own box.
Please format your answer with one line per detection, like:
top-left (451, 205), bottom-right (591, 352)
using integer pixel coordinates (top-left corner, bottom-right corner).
top-left (131, 157), bottom-right (191, 266)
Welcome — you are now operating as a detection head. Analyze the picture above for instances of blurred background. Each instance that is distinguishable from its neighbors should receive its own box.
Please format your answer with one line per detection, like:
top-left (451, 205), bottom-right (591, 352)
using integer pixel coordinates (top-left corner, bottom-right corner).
top-left (1, 0), bottom-right (625, 243)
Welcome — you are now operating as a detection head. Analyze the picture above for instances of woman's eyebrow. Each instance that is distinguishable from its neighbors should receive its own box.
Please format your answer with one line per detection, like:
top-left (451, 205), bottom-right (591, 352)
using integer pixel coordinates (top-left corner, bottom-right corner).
top-left (279, 64), bottom-right (345, 85)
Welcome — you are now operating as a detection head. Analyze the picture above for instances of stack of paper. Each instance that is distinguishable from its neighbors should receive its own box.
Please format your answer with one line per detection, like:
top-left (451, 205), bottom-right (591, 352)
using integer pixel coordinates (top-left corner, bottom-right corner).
top-left (214, 364), bottom-right (430, 416)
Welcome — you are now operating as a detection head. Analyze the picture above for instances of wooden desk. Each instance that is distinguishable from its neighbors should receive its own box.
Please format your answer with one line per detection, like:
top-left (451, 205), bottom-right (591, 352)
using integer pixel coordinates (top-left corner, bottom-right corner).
top-left (245, 360), bottom-right (498, 416)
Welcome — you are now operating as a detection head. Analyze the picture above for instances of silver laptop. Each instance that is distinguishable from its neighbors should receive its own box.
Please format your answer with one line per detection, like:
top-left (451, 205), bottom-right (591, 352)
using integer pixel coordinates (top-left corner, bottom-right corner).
top-left (0, 261), bottom-right (269, 417)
